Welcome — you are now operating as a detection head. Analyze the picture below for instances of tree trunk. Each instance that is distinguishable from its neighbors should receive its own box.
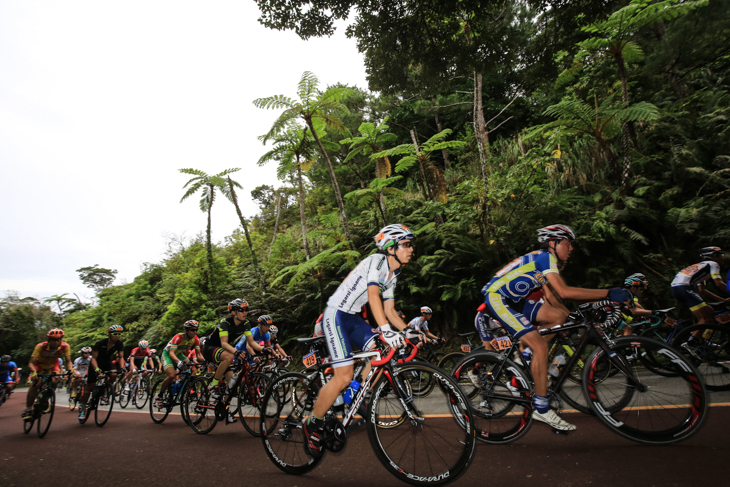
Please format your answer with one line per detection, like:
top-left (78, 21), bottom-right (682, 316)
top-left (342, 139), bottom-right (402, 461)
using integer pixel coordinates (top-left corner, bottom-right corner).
top-left (269, 192), bottom-right (281, 255)
top-left (205, 184), bottom-right (215, 295)
top-left (306, 118), bottom-right (353, 242)
top-left (227, 177), bottom-right (264, 291)
top-left (616, 55), bottom-right (633, 188)
top-left (433, 106), bottom-right (451, 170)
top-left (473, 71), bottom-right (490, 194)
top-left (295, 156), bottom-right (312, 261)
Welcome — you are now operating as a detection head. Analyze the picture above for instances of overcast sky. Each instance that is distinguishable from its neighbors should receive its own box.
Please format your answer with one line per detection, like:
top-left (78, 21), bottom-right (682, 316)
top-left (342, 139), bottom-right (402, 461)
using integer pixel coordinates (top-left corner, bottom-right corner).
top-left (0, 1), bottom-right (368, 303)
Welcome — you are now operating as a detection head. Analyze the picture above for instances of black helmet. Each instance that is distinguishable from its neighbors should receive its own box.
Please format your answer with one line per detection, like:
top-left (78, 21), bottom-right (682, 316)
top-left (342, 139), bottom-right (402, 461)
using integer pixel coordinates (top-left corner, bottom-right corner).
top-left (258, 315), bottom-right (273, 326)
top-left (228, 298), bottom-right (249, 313)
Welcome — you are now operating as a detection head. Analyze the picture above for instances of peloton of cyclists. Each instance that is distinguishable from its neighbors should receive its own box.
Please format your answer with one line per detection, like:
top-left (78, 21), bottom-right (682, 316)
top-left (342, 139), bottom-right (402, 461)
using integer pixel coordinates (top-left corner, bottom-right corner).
top-left (155, 320), bottom-right (204, 408)
top-left (22, 328), bottom-right (73, 419)
top-left (77, 325), bottom-right (125, 421)
top-left (481, 224), bottom-right (631, 431)
top-left (1, 355), bottom-right (19, 403)
top-left (69, 347), bottom-right (92, 399)
top-left (303, 223), bottom-right (414, 457)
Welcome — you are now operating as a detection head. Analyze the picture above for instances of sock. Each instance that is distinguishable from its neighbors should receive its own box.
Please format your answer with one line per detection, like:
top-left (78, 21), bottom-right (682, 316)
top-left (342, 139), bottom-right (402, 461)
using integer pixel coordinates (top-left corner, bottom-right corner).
top-left (210, 378), bottom-right (219, 387)
top-left (534, 395), bottom-right (550, 414)
top-left (308, 414), bottom-right (324, 427)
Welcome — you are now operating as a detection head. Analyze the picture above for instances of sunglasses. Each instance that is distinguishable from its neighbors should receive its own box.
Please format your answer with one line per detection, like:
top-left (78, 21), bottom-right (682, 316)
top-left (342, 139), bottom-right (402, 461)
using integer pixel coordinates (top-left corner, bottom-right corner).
top-left (237, 308), bottom-right (249, 313)
top-left (399, 242), bottom-right (414, 249)
top-left (110, 332), bottom-right (122, 336)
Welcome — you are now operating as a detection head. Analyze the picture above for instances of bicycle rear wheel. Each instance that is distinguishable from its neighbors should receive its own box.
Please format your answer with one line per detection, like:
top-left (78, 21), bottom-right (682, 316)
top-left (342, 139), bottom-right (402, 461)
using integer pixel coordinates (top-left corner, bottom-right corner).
top-left (260, 372), bottom-right (326, 475)
top-left (23, 417), bottom-right (34, 433)
top-left (95, 383), bottom-right (114, 427)
top-left (368, 362), bottom-right (476, 485)
top-left (149, 379), bottom-right (171, 424)
top-left (185, 377), bottom-right (217, 434)
top-left (36, 389), bottom-right (55, 438)
top-left (672, 324), bottom-right (730, 391)
top-left (583, 336), bottom-right (707, 444)
top-left (239, 372), bottom-right (271, 437)
top-left (68, 389), bottom-right (78, 411)
top-left (453, 352), bottom-right (533, 444)
top-left (118, 382), bottom-right (131, 409)
top-left (134, 380), bottom-right (149, 409)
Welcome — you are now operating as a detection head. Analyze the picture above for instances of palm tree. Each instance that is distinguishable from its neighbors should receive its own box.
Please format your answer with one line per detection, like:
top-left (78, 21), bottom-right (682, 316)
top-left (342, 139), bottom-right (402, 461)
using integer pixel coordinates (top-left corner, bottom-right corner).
top-left (179, 168), bottom-right (239, 294)
top-left (253, 71), bottom-right (354, 242)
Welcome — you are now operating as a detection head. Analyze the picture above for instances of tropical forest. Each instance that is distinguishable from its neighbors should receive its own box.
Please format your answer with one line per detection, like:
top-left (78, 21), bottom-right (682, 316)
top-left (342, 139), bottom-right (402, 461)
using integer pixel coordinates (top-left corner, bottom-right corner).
top-left (2, 0), bottom-right (730, 370)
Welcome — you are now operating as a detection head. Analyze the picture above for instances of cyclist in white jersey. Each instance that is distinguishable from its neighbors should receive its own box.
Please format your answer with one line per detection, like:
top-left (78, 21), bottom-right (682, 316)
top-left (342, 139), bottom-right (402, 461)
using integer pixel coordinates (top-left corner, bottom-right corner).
top-left (303, 224), bottom-right (414, 457)
top-left (70, 347), bottom-right (92, 398)
top-left (671, 247), bottom-right (729, 337)
top-left (407, 306), bottom-right (441, 345)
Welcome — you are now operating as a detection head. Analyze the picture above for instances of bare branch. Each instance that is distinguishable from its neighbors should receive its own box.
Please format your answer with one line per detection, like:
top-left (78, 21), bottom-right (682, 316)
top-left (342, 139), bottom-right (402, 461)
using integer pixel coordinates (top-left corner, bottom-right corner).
top-left (486, 95), bottom-right (519, 127)
top-left (489, 116), bottom-right (513, 133)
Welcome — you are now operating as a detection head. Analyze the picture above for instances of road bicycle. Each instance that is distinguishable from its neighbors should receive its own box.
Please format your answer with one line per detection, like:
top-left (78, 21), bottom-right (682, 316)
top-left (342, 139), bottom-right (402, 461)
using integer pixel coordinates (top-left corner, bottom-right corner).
top-left (184, 354), bottom-right (271, 436)
top-left (23, 372), bottom-right (69, 438)
top-left (452, 301), bottom-right (708, 445)
top-left (436, 332), bottom-right (483, 375)
top-left (79, 370), bottom-right (116, 427)
top-left (67, 377), bottom-right (87, 411)
top-left (149, 365), bottom-right (200, 424)
top-left (260, 335), bottom-right (476, 486)
top-left (129, 370), bottom-right (152, 409)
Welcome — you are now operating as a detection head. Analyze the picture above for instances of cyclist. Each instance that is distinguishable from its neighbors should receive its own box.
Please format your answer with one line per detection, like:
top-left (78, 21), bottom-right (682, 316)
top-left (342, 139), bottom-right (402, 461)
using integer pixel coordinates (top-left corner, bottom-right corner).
top-left (238, 315), bottom-right (273, 359)
top-left (202, 298), bottom-right (267, 397)
top-left (77, 325), bottom-right (125, 421)
top-left (482, 224), bottom-right (631, 431)
top-left (22, 328), bottom-right (73, 419)
top-left (269, 325), bottom-right (289, 359)
top-left (1, 355), bottom-right (19, 402)
top-left (408, 306), bottom-right (441, 346)
top-left (156, 320), bottom-right (204, 407)
top-left (149, 349), bottom-right (163, 375)
top-left (69, 347), bottom-right (92, 399)
top-left (124, 340), bottom-right (153, 392)
top-left (671, 247), bottom-right (729, 341)
top-left (303, 223), bottom-right (414, 457)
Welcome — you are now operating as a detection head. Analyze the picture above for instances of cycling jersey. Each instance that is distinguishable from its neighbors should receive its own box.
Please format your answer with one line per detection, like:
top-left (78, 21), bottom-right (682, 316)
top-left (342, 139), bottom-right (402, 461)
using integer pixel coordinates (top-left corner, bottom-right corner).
top-left (671, 260), bottom-right (721, 287)
top-left (234, 326), bottom-right (270, 353)
top-left (31, 341), bottom-right (71, 371)
top-left (205, 316), bottom-right (252, 349)
top-left (408, 316), bottom-right (429, 332)
top-left (129, 347), bottom-right (151, 358)
top-left (326, 254), bottom-right (398, 313)
top-left (483, 250), bottom-right (558, 302)
top-left (0, 361), bottom-right (18, 383)
top-left (165, 333), bottom-right (201, 355)
top-left (92, 338), bottom-right (124, 370)
top-left (73, 357), bottom-right (91, 376)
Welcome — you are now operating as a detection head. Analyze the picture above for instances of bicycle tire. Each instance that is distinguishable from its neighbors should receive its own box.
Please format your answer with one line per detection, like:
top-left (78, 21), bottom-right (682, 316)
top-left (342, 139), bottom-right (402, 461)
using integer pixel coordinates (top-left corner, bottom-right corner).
top-left (0, 387), bottom-right (7, 407)
top-left (239, 372), bottom-right (271, 437)
top-left (118, 383), bottom-right (131, 409)
top-left (671, 324), bottom-right (730, 391)
top-left (583, 336), bottom-right (707, 444)
top-left (134, 380), bottom-right (149, 409)
top-left (79, 388), bottom-right (94, 425)
top-left (368, 361), bottom-right (476, 485)
top-left (149, 379), bottom-right (171, 424)
top-left (68, 390), bottom-right (77, 411)
top-left (185, 376), bottom-right (217, 434)
top-left (436, 351), bottom-right (464, 375)
top-left (452, 352), bottom-right (533, 444)
top-left (260, 372), bottom-right (326, 475)
top-left (179, 379), bottom-right (193, 426)
top-left (95, 383), bottom-right (114, 427)
top-left (638, 326), bottom-right (682, 377)
top-left (23, 416), bottom-right (34, 433)
top-left (36, 389), bottom-right (55, 438)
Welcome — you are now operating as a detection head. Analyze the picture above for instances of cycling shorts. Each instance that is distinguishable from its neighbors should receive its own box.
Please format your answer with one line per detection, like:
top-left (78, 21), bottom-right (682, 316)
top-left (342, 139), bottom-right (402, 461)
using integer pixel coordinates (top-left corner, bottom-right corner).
top-left (202, 343), bottom-right (226, 364)
top-left (1, 375), bottom-right (16, 384)
top-left (671, 285), bottom-right (707, 311)
top-left (322, 307), bottom-right (378, 368)
top-left (162, 350), bottom-right (185, 370)
top-left (475, 312), bottom-right (500, 342)
top-left (484, 294), bottom-right (542, 339)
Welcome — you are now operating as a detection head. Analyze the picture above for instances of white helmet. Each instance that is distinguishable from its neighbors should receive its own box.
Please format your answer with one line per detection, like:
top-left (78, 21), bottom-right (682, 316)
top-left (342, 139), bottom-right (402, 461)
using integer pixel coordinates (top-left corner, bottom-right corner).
top-left (374, 224), bottom-right (415, 251)
top-left (269, 325), bottom-right (278, 335)
top-left (420, 306), bottom-right (433, 315)
top-left (537, 224), bottom-right (576, 243)
top-left (138, 340), bottom-right (149, 349)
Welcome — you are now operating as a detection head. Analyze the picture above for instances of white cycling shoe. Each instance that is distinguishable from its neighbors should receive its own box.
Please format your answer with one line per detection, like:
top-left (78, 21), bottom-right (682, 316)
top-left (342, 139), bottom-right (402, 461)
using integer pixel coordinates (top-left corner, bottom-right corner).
top-left (532, 409), bottom-right (576, 431)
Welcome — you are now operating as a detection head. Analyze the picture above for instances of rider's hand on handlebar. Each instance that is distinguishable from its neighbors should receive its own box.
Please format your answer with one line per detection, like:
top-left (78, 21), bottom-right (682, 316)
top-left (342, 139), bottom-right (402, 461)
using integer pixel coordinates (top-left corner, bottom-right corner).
top-left (378, 324), bottom-right (404, 349)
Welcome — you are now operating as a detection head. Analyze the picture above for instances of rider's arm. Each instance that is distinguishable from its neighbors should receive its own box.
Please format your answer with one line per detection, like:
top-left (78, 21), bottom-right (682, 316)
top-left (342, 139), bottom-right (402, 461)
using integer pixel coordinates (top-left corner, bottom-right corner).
top-left (90, 350), bottom-right (99, 371)
top-left (698, 282), bottom-right (728, 302)
top-left (544, 272), bottom-right (611, 302)
top-left (244, 333), bottom-right (264, 353)
top-left (712, 277), bottom-right (730, 299)
top-left (542, 284), bottom-right (571, 316)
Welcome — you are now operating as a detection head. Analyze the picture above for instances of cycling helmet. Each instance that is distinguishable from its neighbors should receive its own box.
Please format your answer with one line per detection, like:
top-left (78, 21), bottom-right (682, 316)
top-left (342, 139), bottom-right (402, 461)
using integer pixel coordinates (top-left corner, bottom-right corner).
top-left (537, 224), bottom-right (576, 243)
top-left (228, 298), bottom-right (249, 312)
top-left (80, 347), bottom-right (92, 354)
top-left (374, 224), bottom-right (415, 251)
top-left (258, 315), bottom-right (273, 326)
top-left (0, 355), bottom-right (10, 362)
top-left (108, 324), bottom-right (123, 333)
top-left (138, 340), bottom-right (149, 349)
top-left (150, 349), bottom-right (157, 354)
top-left (47, 328), bottom-right (65, 339)
top-left (420, 306), bottom-right (433, 315)
top-left (183, 320), bottom-right (199, 330)
top-left (700, 246), bottom-right (724, 259)
top-left (624, 273), bottom-right (648, 288)
top-left (269, 325), bottom-right (278, 336)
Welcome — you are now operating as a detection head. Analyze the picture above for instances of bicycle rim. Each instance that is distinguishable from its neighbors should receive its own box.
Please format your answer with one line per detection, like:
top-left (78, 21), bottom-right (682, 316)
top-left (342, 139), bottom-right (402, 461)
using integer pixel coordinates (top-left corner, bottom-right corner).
top-left (186, 377), bottom-right (217, 434)
top-left (95, 383), bottom-right (114, 427)
top-left (453, 352), bottom-right (533, 445)
top-left (36, 389), bottom-right (55, 438)
top-left (260, 372), bottom-right (325, 475)
top-left (639, 326), bottom-right (681, 377)
top-left (135, 382), bottom-right (149, 409)
top-left (584, 336), bottom-right (707, 444)
top-left (239, 372), bottom-right (271, 437)
top-left (149, 380), bottom-right (170, 424)
top-left (368, 362), bottom-right (476, 485)
top-left (672, 324), bottom-right (730, 391)
top-left (118, 383), bottom-right (131, 409)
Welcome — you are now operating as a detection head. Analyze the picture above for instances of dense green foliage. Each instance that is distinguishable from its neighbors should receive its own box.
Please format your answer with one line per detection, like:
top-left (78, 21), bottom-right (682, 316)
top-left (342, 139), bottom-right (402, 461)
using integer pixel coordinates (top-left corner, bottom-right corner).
top-left (5, 0), bottom-right (729, 370)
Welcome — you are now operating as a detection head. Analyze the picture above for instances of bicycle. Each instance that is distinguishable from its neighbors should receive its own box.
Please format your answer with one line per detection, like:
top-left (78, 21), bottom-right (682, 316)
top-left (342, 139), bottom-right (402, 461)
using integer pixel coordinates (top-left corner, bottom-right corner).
top-left (23, 372), bottom-right (69, 438)
top-left (437, 332), bottom-right (482, 374)
top-left (184, 354), bottom-right (271, 436)
top-left (79, 370), bottom-right (116, 427)
top-left (260, 335), bottom-right (476, 486)
top-left (129, 370), bottom-right (152, 409)
top-left (452, 301), bottom-right (708, 445)
top-left (149, 365), bottom-right (200, 425)
top-left (67, 377), bottom-right (87, 411)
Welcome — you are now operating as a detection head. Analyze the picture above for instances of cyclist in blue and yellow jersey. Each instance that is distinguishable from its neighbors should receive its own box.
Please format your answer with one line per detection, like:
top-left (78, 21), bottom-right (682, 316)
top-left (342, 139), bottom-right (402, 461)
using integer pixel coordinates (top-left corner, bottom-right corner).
top-left (671, 247), bottom-right (729, 340)
top-left (303, 224), bottom-right (414, 457)
top-left (202, 298), bottom-right (268, 398)
top-left (155, 320), bottom-right (204, 408)
top-left (482, 224), bottom-right (631, 431)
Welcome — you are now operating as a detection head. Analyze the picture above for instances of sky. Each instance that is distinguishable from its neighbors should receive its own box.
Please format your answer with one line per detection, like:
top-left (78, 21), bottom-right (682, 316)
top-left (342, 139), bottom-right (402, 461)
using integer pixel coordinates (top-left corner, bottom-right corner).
top-left (0, 1), bottom-right (368, 303)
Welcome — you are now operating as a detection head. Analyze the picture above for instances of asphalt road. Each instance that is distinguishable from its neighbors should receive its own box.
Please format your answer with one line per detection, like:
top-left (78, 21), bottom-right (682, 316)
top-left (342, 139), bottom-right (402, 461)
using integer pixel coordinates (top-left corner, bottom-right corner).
top-left (2, 389), bottom-right (729, 487)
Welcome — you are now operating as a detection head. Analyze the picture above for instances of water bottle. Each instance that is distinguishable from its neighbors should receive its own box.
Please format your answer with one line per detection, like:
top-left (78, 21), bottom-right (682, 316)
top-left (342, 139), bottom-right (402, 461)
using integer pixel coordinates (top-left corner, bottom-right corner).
top-left (228, 372), bottom-right (239, 390)
top-left (548, 354), bottom-right (566, 377)
top-left (343, 380), bottom-right (361, 405)
top-left (521, 347), bottom-right (533, 365)
top-left (171, 381), bottom-right (181, 395)
top-left (333, 393), bottom-right (345, 406)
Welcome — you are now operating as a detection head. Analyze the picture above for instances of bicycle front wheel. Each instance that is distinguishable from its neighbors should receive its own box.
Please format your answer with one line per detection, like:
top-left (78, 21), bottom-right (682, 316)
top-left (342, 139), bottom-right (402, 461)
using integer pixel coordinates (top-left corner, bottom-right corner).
top-left (672, 324), bottom-right (730, 391)
top-left (260, 372), bottom-right (326, 475)
top-left (149, 379), bottom-right (171, 424)
top-left (185, 377), bottom-right (217, 434)
top-left (95, 383), bottom-right (114, 427)
top-left (134, 380), bottom-right (149, 409)
top-left (368, 361), bottom-right (476, 486)
top-left (639, 326), bottom-right (681, 377)
top-left (583, 336), bottom-right (707, 445)
top-left (36, 389), bottom-right (55, 438)
top-left (238, 372), bottom-right (271, 437)
top-left (68, 389), bottom-right (77, 411)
